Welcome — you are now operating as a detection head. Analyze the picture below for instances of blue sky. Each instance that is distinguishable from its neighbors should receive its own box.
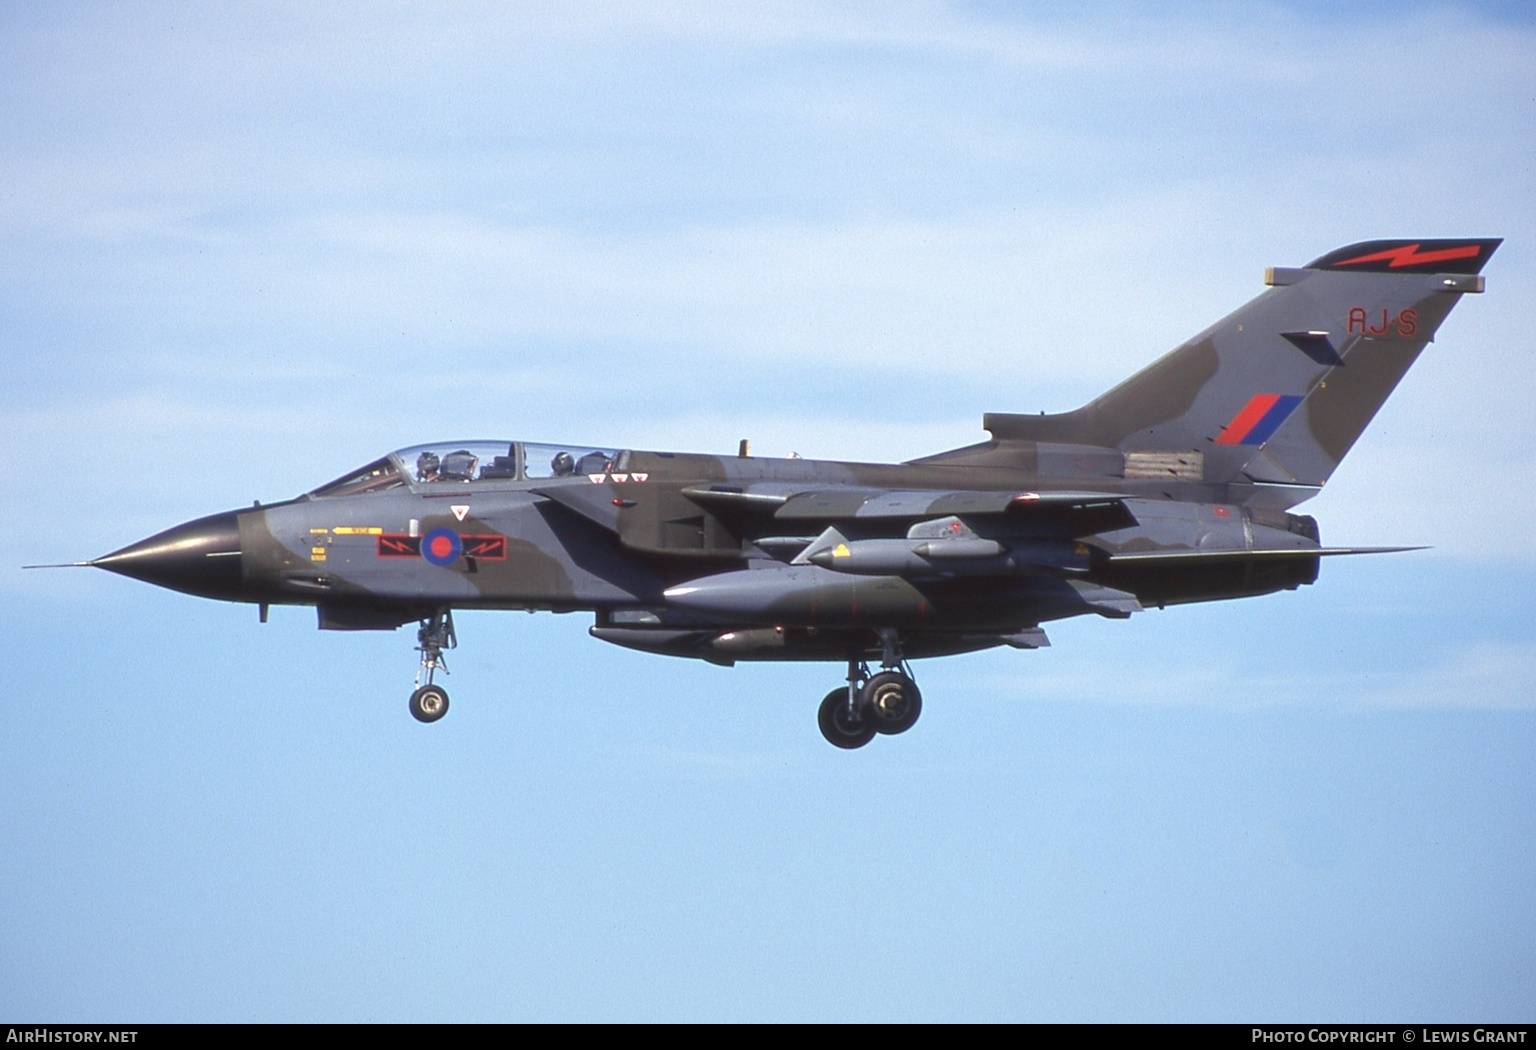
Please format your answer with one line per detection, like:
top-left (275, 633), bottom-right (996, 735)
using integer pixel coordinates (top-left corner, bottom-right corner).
top-left (2, 1), bottom-right (1533, 1021)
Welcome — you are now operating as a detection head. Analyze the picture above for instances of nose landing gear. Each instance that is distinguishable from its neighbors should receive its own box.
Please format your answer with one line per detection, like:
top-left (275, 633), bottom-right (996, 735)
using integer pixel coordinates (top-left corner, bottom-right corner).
top-left (409, 608), bottom-right (455, 723)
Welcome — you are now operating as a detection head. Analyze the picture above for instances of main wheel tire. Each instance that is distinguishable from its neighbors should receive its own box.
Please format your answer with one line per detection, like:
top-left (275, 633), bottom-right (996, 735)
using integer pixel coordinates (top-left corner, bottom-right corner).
top-left (862, 671), bottom-right (922, 735)
top-left (409, 684), bottom-right (450, 723)
top-left (817, 688), bottom-right (875, 749)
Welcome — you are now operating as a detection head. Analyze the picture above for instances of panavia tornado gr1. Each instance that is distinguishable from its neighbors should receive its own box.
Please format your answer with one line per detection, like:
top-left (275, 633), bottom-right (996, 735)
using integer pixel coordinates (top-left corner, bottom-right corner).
top-left (69, 238), bottom-right (1500, 747)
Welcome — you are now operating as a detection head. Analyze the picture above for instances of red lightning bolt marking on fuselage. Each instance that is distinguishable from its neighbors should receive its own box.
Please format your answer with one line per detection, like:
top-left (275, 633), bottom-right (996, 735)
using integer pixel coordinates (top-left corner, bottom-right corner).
top-left (1330, 243), bottom-right (1482, 269)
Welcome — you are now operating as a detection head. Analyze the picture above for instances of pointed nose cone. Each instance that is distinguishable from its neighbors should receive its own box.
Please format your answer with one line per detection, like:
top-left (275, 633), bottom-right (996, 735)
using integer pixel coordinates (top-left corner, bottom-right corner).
top-left (93, 510), bottom-right (246, 600)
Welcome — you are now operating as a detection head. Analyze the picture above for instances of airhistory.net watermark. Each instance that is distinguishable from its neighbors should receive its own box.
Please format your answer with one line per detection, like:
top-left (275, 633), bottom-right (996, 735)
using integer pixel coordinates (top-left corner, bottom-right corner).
top-left (5, 1032), bottom-right (137, 1044)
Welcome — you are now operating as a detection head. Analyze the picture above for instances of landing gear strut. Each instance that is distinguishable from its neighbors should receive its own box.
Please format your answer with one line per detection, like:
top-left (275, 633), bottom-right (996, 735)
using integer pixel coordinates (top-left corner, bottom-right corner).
top-left (815, 630), bottom-right (923, 748)
top-left (409, 608), bottom-right (456, 723)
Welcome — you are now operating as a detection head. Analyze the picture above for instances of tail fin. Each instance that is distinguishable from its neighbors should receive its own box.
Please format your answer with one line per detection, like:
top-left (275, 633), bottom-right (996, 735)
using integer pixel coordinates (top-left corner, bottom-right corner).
top-left (974, 239), bottom-right (1499, 488)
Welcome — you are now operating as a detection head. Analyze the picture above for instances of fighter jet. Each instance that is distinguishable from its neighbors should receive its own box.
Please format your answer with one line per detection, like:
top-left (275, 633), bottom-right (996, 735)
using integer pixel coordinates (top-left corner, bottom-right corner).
top-left (62, 238), bottom-right (1500, 747)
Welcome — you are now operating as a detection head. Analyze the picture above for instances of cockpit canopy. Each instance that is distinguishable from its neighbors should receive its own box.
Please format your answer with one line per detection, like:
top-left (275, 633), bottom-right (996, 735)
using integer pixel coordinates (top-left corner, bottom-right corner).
top-left (308, 441), bottom-right (622, 498)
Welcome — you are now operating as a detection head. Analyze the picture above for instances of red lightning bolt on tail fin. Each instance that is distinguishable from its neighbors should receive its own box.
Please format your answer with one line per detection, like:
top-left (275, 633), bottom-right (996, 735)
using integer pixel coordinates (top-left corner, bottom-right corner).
top-left (1329, 243), bottom-right (1483, 269)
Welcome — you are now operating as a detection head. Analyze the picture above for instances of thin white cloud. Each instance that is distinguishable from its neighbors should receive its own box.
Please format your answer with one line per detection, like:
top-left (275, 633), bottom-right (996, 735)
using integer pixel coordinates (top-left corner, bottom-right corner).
top-left (969, 637), bottom-right (1536, 711)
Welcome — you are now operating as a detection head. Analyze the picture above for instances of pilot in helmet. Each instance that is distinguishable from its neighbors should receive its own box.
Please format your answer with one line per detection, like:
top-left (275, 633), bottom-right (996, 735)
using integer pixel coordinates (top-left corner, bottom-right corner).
top-left (416, 451), bottom-right (441, 482)
top-left (551, 451), bottom-right (575, 476)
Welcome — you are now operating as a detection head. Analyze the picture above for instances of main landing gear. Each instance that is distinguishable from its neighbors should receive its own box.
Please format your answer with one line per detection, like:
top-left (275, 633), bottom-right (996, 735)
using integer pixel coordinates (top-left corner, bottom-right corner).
top-left (409, 608), bottom-right (456, 723)
top-left (816, 630), bottom-right (923, 749)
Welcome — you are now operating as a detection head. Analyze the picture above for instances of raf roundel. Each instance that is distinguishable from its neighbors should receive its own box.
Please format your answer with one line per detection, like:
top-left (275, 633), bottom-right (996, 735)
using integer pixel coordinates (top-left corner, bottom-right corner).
top-left (420, 527), bottom-right (462, 567)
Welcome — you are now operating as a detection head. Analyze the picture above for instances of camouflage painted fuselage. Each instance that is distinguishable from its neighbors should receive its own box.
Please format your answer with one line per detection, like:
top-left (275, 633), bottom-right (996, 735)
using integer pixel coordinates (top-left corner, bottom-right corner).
top-left (90, 239), bottom-right (1499, 673)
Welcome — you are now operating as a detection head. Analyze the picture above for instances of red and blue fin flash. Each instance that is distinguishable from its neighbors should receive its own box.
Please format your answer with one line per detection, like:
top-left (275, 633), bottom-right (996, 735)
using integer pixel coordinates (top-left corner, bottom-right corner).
top-left (1216, 393), bottom-right (1304, 446)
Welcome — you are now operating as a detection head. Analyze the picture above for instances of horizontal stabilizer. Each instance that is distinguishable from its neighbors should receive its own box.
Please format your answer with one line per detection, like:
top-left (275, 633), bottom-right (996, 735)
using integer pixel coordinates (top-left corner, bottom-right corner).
top-left (1106, 545), bottom-right (1425, 565)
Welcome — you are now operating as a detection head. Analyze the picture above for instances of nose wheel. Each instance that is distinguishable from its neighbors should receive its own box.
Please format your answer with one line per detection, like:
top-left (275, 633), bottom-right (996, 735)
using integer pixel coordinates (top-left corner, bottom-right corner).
top-left (409, 683), bottom-right (450, 723)
top-left (409, 608), bottom-right (456, 724)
